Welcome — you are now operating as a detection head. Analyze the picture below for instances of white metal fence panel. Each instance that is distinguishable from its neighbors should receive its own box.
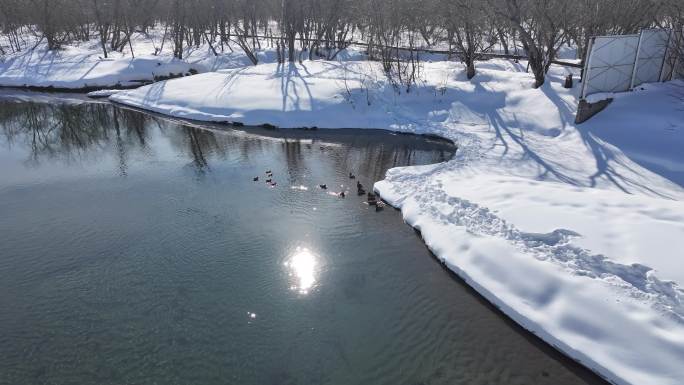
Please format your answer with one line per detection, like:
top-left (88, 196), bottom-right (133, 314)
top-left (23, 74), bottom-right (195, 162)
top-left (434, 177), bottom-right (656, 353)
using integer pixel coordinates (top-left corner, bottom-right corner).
top-left (632, 29), bottom-right (671, 87)
top-left (581, 29), bottom-right (683, 99)
top-left (581, 35), bottom-right (639, 98)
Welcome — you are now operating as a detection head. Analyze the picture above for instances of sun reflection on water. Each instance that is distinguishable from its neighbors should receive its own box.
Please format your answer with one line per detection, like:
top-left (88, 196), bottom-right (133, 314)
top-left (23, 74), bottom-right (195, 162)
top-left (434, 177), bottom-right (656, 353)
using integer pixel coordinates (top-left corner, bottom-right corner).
top-left (285, 247), bottom-right (318, 294)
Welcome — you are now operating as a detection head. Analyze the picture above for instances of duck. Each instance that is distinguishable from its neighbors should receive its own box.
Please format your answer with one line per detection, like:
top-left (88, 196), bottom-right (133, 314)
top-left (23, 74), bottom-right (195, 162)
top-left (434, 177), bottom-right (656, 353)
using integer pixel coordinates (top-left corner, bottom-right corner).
top-left (266, 170), bottom-right (272, 174)
top-left (349, 172), bottom-right (356, 179)
top-left (253, 176), bottom-right (259, 182)
top-left (319, 184), bottom-right (327, 189)
top-left (356, 181), bottom-right (363, 189)
top-left (376, 201), bottom-right (385, 211)
top-left (270, 182), bottom-right (277, 187)
top-left (266, 178), bottom-right (273, 183)
top-left (339, 191), bottom-right (346, 198)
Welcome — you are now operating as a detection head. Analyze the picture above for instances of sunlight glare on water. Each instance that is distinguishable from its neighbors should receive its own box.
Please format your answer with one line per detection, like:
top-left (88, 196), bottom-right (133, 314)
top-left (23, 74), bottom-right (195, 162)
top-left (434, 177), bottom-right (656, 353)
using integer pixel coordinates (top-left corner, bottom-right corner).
top-left (285, 246), bottom-right (318, 294)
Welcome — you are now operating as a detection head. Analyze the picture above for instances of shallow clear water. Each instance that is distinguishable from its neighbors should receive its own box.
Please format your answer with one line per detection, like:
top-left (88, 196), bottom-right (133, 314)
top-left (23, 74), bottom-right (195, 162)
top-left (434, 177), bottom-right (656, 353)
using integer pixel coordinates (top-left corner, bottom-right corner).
top-left (0, 97), bottom-right (606, 385)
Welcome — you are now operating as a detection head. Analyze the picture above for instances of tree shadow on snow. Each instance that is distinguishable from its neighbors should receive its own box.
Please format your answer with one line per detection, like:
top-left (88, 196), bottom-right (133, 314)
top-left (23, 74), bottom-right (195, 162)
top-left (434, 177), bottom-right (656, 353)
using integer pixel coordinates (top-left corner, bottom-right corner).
top-left (438, 73), bottom-right (678, 198)
top-left (541, 84), bottom-right (678, 198)
top-left (275, 62), bottom-right (316, 113)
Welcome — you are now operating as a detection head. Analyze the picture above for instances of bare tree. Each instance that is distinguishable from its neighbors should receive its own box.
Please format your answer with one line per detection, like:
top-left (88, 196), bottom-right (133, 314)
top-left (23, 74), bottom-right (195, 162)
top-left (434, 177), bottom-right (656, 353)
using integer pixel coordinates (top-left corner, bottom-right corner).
top-left (3, 0), bottom-right (676, 90)
top-left (492, 0), bottom-right (573, 88)
top-left (662, 0), bottom-right (684, 80)
top-left (444, 0), bottom-right (496, 79)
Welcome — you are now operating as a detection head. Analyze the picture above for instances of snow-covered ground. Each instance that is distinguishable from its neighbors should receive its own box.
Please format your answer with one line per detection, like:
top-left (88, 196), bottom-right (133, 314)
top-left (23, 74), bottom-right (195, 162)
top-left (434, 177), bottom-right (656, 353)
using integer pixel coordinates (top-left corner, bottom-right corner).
top-left (0, 47), bottom-right (200, 90)
top-left (0, 34), bottom-right (204, 89)
top-left (3, 35), bottom-right (684, 385)
top-left (0, 31), bottom-right (364, 90)
top-left (112, 61), bottom-right (445, 127)
top-left (375, 76), bottom-right (684, 385)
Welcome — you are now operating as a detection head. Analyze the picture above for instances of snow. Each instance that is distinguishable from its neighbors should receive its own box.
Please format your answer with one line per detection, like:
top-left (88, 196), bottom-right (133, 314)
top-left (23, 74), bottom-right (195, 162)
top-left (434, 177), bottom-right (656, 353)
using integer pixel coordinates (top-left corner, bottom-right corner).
top-left (401, 208), bottom-right (684, 385)
top-left (3, 34), bottom-right (684, 385)
top-left (112, 61), bottom-right (423, 127)
top-left (373, 76), bottom-right (684, 385)
top-left (438, 175), bottom-right (684, 283)
top-left (0, 42), bottom-right (202, 89)
top-left (584, 82), bottom-right (684, 187)
top-left (585, 92), bottom-right (614, 103)
top-left (86, 89), bottom-right (125, 98)
top-left (0, 31), bottom-right (364, 90)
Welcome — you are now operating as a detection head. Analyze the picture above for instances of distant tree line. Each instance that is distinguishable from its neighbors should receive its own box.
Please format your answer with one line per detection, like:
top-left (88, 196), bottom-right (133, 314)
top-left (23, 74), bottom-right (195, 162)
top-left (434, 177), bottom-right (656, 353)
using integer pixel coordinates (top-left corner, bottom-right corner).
top-left (1, 0), bottom-right (682, 89)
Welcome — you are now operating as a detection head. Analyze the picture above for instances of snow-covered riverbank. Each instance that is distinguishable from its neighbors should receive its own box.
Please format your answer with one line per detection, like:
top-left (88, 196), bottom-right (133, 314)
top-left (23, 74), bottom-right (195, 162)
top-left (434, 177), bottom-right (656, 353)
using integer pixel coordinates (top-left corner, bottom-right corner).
top-left (3, 36), bottom-right (684, 385)
top-left (0, 47), bottom-right (201, 90)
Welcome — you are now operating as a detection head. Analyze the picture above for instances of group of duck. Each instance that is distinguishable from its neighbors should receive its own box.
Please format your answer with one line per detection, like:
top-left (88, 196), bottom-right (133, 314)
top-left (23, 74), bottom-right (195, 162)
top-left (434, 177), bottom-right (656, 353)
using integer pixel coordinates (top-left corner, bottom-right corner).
top-left (253, 170), bottom-right (276, 187)
top-left (320, 173), bottom-right (386, 211)
top-left (350, 173), bottom-right (386, 211)
top-left (253, 170), bottom-right (385, 211)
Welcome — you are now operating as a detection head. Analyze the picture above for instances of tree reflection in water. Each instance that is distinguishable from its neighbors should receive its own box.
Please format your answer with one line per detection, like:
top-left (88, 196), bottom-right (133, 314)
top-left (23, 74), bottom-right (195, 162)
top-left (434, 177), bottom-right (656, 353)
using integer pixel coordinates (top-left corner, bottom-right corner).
top-left (0, 102), bottom-right (150, 173)
top-left (0, 100), bottom-right (453, 180)
top-left (0, 101), bottom-right (227, 176)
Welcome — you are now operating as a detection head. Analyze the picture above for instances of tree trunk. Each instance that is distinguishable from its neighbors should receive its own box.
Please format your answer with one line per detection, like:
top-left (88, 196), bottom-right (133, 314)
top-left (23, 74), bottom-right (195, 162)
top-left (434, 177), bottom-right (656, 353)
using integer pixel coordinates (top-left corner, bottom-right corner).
top-left (288, 32), bottom-right (296, 62)
top-left (497, 28), bottom-right (509, 55)
top-left (466, 60), bottom-right (476, 79)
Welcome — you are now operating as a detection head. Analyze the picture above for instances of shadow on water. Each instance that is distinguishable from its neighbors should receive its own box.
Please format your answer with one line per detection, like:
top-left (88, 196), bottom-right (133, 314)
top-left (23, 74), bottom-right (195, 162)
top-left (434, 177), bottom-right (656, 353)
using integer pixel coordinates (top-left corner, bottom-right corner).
top-left (0, 96), bottom-right (608, 385)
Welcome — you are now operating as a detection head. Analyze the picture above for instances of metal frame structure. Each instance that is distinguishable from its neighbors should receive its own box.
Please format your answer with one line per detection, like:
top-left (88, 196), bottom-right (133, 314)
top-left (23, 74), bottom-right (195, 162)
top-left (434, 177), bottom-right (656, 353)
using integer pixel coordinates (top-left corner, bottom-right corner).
top-left (581, 29), bottom-right (677, 100)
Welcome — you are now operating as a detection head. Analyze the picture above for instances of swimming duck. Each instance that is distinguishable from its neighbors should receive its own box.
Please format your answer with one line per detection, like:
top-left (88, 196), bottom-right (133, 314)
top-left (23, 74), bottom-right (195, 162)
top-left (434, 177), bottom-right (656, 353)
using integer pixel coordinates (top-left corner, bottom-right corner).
top-left (349, 172), bottom-right (356, 179)
top-left (356, 181), bottom-right (363, 189)
top-left (266, 170), bottom-right (272, 174)
top-left (266, 178), bottom-right (273, 183)
top-left (319, 184), bottom-right (327, 189)
top-left (376, 201), bottom-right (385, 211)
top-left (339, 191), bottom-right (346, 198)
top-left (253, 176), bottom-right (259, 182)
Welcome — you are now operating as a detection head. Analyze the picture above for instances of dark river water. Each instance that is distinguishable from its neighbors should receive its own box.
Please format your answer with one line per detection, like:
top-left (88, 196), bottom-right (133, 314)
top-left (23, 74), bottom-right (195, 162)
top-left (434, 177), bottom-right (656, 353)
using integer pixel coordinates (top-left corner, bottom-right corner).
top-left (0, 95), bottom-right (606, 385)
